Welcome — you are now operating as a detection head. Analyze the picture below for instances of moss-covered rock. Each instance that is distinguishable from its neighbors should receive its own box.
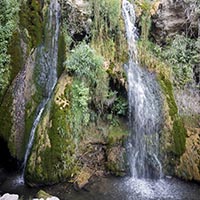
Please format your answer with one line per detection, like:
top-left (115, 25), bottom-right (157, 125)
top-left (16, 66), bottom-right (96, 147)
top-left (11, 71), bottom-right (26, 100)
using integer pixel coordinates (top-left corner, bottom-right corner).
top-left (26, 74), bottom-right (78, 185)
top-left (176, 128), bottom-right (200, 181)
top-left (156, 73), bottom-right (188, 176)
top-left (106, 146), bottom-right (127, 176)
top-left (19, 0), bottom-right (44, 48)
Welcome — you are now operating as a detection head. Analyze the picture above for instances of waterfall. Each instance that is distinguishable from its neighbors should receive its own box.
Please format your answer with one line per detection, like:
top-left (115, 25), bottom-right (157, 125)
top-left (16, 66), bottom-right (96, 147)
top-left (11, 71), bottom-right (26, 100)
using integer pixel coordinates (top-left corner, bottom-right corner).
top-left (122, 0), bottom-right (163, 179)
top-left (20, 0), bottom-right (61, 184)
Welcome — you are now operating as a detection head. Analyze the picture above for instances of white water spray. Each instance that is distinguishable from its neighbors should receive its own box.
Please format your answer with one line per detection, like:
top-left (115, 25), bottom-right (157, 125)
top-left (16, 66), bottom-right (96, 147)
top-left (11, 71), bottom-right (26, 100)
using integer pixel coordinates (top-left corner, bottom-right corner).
top-left (122, 0), bottom-right (163, 179)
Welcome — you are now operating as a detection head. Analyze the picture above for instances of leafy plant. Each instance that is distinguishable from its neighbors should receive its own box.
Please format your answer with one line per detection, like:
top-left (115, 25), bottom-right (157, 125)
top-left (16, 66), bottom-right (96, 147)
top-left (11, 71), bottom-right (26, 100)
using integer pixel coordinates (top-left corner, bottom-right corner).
top-left (65, 43), bottom-right (104, 85)
top-left (71, 80), bottom-right (90, 126)
top-left (161, 35), bottom-right (199, 88)
top-left (0, 0), bottom-right (19, 98)
top-left (113, 96), bottom-right (128, 116)
top-left (65, 42), bottom-right (109, 113)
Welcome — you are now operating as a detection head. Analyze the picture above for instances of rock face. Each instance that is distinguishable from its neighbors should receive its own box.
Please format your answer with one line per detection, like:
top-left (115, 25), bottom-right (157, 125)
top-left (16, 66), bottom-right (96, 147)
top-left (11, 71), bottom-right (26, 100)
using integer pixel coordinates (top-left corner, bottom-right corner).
top-left (61, 0), bottom-right (92, 40)
top-left (152, 0), bottom-right (199, 43)
top-left (25, 73), bottom-right (128, 185)
top-left (106, 146), bottom-right (126, 176)
top-left (177, 128), bottom-right (200, 181)
top-left (147, 0), bottom-right (200, 182)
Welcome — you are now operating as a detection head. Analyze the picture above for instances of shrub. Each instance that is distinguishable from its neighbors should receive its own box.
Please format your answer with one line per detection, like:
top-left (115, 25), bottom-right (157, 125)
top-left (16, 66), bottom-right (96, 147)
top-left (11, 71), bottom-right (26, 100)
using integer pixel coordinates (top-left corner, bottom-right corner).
top-left (0, 0), bottom-right (19, 98)
top-left (65, 43), bottom-right (104, 85)
top-left (161, 35), bottom-right (199, 88)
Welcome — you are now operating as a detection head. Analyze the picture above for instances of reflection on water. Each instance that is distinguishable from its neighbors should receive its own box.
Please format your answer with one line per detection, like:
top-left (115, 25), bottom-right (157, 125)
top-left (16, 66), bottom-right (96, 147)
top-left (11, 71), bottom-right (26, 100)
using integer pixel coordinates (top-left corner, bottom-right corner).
top-left (0, 175), bottom-right (200, 200)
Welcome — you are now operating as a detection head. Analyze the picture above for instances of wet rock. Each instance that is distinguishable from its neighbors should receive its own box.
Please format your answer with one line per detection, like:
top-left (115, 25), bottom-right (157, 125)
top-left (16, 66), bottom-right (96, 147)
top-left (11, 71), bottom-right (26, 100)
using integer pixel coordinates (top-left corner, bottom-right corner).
top-left (0, 193), bottom-right (19, 200)
top-left (74, 167), bottom-right (94, 189)
top-left (35, 190), bottom-right (60, 200)
top-left (106, 146), bottom-right (127, 176)
top-left (61, 0), bottom-right (92, 41)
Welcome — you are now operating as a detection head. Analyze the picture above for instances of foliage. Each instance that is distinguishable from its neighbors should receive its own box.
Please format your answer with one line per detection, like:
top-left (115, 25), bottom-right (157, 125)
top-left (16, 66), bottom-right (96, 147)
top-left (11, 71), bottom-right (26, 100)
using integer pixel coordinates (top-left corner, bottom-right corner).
top-left (160, 35), bottom-right (200, 88)
top-left (65, 43), bottom-right (109, 113)
top-left (135, 0), bottom-right (160, 40)
top-left (70, 80), bottom-right (90, 131)
top-left (65, 43), bottom-right (104, 85)
top-left (89, 0), bottom-right (128, 63)
top-left (19, 0), bottom-right (43, 48)
top-left (137, 40), bottom-right (171, 79)
top-left (0, 0), bottom-right (19, 98)
top-left (89, 0), bottom-right (121, 38)
top-left (137, 4), bottom-right (198, 89)
top-left (113, 96), bottom-right (128, 116)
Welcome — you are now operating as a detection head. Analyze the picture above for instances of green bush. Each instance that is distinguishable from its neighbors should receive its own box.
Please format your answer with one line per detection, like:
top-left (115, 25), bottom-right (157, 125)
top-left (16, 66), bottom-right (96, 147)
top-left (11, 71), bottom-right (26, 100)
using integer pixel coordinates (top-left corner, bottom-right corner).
top-left (160, 35), bottom-right (199, 88)
top-left (65, 43), bottom-right (104, 85)
top-left (70, 80), bottom-right (90, 128)
top-left (0, 0), bottom-right (19, 98)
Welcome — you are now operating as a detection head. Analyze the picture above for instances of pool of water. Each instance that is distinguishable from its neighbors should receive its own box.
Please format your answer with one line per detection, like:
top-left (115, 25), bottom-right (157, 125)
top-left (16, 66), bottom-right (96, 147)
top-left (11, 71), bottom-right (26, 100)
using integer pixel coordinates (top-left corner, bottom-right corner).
top-left (0, 174), bottom-right (200, 200)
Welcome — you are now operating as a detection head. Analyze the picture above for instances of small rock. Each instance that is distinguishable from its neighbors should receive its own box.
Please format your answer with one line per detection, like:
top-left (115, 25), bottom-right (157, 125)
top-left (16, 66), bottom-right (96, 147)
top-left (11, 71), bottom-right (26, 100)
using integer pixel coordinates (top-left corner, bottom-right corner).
top-left (74, 167), bottom-right (93, 189)
top-left (0, 193), bottom-right (19, 200)
top-left (47, 197), bottom-right (60, 200)
top-left (36, 190), bottom-right (60, 200)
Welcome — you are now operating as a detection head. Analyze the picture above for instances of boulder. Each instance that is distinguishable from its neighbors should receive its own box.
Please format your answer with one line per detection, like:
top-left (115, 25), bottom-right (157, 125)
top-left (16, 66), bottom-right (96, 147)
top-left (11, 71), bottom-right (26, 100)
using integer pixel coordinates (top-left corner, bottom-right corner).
top-left (73, 167), bottom-right (93, 189)
top-left (0, 193), bottom-right (19, 200)
top-left (106, 146), bottom-right (127, 176)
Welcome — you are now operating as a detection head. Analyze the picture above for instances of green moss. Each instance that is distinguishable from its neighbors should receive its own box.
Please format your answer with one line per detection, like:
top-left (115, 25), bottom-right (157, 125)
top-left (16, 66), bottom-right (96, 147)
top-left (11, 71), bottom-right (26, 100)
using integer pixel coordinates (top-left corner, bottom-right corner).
top-left (172, 117), bottom-right (187, 157)
top-left (57, 32), bottom-right (66, 77)
top-left (23, 100), bottom-right (37, 154)
top-left (157, 73), bottom-right (178, 119)
top-left (158, 74), bottom-right (186, 156)
top-left (7, 30), bottom-right (24, 82)
top-left (19, 0), bottom-right (43, 48)
top-left (0, 89), bottom-right (13, 142)
top-left (107, 123), bottom-right (128, 146)
top-left (26, 85), bottom-right (78, 184)
top-left (157, 72), bottom-right (187, 174)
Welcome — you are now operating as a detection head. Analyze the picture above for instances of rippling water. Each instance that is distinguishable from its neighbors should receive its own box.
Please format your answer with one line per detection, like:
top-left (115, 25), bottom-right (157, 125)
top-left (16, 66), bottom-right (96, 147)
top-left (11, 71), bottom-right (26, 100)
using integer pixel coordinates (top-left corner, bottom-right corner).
top-left (1, 174), bottom-right (199, 200)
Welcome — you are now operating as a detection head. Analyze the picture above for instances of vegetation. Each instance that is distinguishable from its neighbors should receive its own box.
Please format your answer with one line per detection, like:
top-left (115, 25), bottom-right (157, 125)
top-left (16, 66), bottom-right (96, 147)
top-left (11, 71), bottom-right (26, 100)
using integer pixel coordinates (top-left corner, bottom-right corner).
top-left (89, 0), bottom-right (128, 66)
top-left (65, 43), bottom-right (109, 113)
top-left (135, 0), bottom-right (199, 89)
top-left (0, 0), bottom-right (19, 99)
top-left (19, 0), bottom-right (43, 48)
top-left (157, 36), bottom-right (200, 88)
top-left (135, 0), bottom-right (188, 172)
top-left (65, 43), bottom-right (104, 85)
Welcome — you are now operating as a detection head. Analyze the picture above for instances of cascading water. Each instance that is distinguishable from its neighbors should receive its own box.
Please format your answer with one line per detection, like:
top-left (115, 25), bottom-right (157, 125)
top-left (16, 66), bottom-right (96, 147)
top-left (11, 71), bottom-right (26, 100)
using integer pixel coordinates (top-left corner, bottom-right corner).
top-left (122, 0), bottom-right (163, 179)
top-left (20, 0), bottom-right (60, 183)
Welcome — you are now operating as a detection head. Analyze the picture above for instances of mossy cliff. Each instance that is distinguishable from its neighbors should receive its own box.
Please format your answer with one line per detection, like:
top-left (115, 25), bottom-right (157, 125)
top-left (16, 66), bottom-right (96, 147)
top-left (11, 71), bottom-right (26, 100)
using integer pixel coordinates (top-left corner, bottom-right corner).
top-left (25, 0), bottom-right (129, 185)
top-left (135, 0), bottom-right (200, 181)
top-left (0, 0), bottom-right (48, 160)
top-left (0, 0), bottom-right (43, 159)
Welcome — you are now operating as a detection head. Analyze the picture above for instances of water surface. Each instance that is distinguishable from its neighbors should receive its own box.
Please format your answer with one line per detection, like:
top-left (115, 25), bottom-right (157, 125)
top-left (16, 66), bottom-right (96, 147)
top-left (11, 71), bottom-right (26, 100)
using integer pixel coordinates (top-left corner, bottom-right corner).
top-left (1, 174), bottom-right (199, 200)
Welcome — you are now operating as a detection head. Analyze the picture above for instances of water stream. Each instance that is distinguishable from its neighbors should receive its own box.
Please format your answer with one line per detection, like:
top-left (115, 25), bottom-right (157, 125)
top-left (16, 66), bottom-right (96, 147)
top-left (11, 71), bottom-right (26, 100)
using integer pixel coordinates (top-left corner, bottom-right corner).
top-left (122, 0), bottom-right (163, 178)
top-left (19, 0), bottom-right (60, 184)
